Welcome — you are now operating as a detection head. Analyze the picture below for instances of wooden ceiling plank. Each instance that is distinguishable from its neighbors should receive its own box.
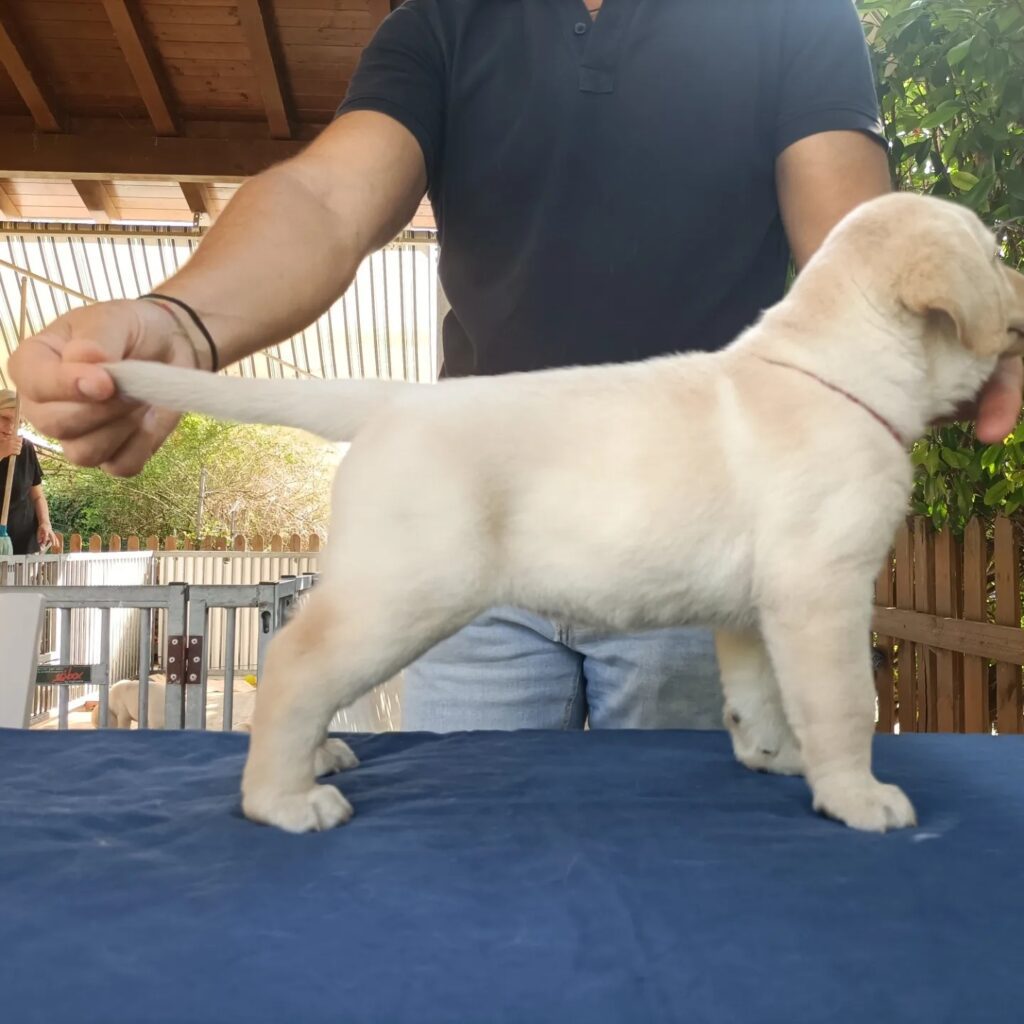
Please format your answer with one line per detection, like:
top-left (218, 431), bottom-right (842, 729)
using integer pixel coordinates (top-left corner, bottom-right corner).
top-left (72, 179), bottom-right (120, 223)
top-left (100, 0), bottom-right (178, 135)
top-left (236, 0), bottom-right (291, 139)
top-left (0, 11), bottom-right (62, 132)
top-left (0, 131), bottom-right (305, 181)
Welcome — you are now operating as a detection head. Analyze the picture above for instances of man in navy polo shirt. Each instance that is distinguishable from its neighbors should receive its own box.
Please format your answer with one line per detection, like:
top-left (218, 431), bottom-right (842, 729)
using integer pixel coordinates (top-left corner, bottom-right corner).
top-left (15, 2), bottom-right (1022, 731)
top-left (339, 0), bottom-right (894, 731)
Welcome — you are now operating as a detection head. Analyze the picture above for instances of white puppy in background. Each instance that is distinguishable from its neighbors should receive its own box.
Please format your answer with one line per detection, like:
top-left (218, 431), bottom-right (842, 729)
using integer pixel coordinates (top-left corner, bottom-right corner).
top-left (91, 677), bottom-right (166, 729)
top-left (110, 194), bottom-right (1024, 834)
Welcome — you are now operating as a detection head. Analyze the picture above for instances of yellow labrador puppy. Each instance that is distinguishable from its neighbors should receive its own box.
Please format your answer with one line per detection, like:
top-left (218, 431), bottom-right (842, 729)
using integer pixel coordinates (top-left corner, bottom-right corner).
top-left (91, 677), bottom-right (166, 729)
top-left (110, 194), bottom-right (1024, 834)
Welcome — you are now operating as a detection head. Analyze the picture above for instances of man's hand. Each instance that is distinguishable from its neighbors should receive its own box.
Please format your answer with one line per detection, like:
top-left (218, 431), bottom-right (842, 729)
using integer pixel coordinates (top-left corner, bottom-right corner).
top-left (0, 434), bottom-right (22, 459)
top-left (37, 521), bottom-right (57, 551)
top-left (949, 355), bottom-right (1024, 443)
top-left (9, 299), bottom-right (202, 477)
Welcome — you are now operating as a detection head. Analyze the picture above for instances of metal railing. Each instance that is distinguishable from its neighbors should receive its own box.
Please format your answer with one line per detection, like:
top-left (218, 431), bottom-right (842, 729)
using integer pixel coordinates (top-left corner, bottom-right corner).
top-left (19, 577), bottom-right (313, 731)
top-left (28, 584), bottom-right (187, 730)
top-left (4, 550), bottom-right (318, 679)
top-left (182, 576), bottom-right (308, 730)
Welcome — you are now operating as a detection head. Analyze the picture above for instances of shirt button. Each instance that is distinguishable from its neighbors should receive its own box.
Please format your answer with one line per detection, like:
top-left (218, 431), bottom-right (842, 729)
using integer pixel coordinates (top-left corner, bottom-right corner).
top-left (573, 21), bottom-right (588, 34)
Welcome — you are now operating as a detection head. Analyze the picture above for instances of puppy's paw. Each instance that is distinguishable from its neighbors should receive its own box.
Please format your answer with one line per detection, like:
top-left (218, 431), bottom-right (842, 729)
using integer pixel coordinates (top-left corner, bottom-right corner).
top-left (314, 738), bottom-right (360, 777)
top-left (243, 784), bottom-right (354, 833)
top-left (725, 705), bottom-right (804, 777)
top-left (811, 774), bottom-right (916, 833)
top-left (739, 741), bottom-right (804, 777)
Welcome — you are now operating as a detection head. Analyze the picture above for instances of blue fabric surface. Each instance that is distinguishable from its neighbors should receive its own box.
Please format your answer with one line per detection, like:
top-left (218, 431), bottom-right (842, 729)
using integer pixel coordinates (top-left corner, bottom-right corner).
top-left (0, 728), bottom-right (1021, 1024)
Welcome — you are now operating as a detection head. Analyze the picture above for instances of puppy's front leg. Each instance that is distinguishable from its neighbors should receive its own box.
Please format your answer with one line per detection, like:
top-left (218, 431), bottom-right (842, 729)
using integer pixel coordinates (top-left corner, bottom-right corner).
top-left (760, 603), bottom-right (916, 832)
top-left (241, 590), bottom-right (360, 834)
top-left (715, 629), bottom-right (802, 776)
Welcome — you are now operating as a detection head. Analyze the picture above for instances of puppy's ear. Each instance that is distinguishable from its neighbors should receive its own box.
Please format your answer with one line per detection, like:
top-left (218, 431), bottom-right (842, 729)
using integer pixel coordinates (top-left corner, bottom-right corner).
top-left (899, 247), bottom-right (1005, 357)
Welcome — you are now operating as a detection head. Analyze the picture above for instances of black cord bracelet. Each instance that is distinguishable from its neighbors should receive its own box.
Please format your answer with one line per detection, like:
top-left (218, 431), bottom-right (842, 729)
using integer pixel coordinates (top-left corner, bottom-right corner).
top-left (141, 292), bottom-right (220, 372)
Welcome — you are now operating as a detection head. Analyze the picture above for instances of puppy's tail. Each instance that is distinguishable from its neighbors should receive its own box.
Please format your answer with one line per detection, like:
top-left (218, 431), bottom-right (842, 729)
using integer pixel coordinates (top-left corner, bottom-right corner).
top-left (107, 361), bottom-right (414, 443)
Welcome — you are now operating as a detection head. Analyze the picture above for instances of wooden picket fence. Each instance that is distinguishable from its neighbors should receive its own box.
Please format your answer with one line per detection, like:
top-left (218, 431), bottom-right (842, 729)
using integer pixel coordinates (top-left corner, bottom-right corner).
top-left (53, 532), bottom-right (323, 553)
top-left (872, 516), bottom-right (1024, 735)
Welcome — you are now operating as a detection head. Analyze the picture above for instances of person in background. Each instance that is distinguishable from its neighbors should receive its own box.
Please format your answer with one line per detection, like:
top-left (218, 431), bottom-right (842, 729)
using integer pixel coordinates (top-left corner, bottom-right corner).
top-left (0, 390), bottom-right (56, 555)
top-left (10, 1), bottom-right (1023, 731)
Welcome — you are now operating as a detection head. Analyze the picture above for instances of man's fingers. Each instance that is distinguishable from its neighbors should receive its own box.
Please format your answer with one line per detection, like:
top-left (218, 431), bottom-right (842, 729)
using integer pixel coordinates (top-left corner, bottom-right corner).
top-left (100, 407), bottom-right (180, 478)
top-left (975, 356), bottom-right (1024, 444)
top-left (11, 337), bottom-right (117, 404)
top-left (61, 406), bottom-right (153, 469)
top-left (23, 398), bottom-right (138, 442)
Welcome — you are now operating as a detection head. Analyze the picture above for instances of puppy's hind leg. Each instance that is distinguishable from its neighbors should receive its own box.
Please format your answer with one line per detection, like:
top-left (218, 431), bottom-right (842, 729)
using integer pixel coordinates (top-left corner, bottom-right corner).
top-left (715, 629), bottom-right (802, 776)
top-left (760, 590), bottom-right (915, 833)
top-left (241, 582), bottom-right (474, 834)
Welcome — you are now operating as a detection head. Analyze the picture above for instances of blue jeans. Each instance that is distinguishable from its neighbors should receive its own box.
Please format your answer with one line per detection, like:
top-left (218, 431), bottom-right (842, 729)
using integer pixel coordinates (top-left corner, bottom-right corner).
top-left (402, 607), bottom-right (723, 731)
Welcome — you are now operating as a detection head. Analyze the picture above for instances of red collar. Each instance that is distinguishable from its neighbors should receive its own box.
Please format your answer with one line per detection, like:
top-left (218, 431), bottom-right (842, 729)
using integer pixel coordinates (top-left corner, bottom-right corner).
top-left (756, 356), bottom-right (906, 449)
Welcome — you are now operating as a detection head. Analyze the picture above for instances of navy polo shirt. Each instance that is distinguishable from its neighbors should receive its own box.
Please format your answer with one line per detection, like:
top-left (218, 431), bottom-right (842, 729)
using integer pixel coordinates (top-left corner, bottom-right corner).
top-left (339, 0), bottom-right (884, 377)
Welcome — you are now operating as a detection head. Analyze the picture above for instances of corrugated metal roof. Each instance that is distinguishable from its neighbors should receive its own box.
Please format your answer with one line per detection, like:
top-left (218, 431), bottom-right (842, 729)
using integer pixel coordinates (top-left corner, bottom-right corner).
top-left (0, 224), bottom-right (440, 390)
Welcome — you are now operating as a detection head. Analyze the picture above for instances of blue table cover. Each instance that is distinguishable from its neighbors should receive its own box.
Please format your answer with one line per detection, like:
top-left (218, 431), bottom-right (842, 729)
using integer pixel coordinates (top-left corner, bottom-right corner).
top-left (0, 728), bottom-right (1021, 1023)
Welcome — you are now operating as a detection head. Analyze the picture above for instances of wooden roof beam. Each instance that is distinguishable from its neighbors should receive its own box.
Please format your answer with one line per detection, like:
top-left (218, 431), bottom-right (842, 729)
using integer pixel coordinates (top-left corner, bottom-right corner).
top-left (0, 131), bottom-right (304, 181)
top-left (180, 182), bottom-right (214, 223)
top-left (237, 0), bottom-right (291, 140)
top-left (100, 0), bottom-right (178, 137)
top-left (0, 12), bottom-right (62, 132)
top-left (0, 180), bottom-right (21, 219)
top-left (72, 180), bottom-right (120, 224)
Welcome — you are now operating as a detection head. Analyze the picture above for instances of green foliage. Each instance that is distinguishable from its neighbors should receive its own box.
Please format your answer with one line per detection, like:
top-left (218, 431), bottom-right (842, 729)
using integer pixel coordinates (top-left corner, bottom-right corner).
top-left (42, 414), bottom-right (338, 542)
top-left (861, 0), bottom-right (1024, 531)
top-left (864, 0), bottom-right (1024, 254)
top-left (909, 421), bottom-right (1024, 531)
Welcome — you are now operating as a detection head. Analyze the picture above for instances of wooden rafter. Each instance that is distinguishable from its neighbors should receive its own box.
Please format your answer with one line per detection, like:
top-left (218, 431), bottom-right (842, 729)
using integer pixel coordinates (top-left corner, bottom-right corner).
top-left (0, 132), bottom-right (304, 181)
top-left (100, 0), bottom-right (177, 137)
top-left (72, 180), bottom-right (120, 224)
top-left (237, 0), bottom-right (291, 140)
top-left (0, 180), bottom-right (20, 219)
top-left (0, 11), bottom-right (61, 132)
top-left (180, 182), bottom-right (214, 222)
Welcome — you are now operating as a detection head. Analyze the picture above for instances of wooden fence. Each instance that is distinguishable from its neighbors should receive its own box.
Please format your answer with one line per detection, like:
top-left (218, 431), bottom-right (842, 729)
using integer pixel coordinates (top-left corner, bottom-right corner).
top-left (872, 516), bottom-right (1023, 735)
top-left (53, 533), bottom-right (322, 553)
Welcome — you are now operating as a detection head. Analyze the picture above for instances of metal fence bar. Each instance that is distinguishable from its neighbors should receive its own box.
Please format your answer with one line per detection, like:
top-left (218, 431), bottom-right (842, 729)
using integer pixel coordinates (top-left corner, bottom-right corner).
top-left (57, 607), bottom-right (70, 730)
top-left (256, 582), bottom-right (279, 685)
top-left (98, 607), bottom-right (111, 728)
top-left (25, 585), bottom-right (175, 608)
top-left (223, 608), bottom-right (237, 731)
top-left (137, 607), bottom-right (151, 728)
top-left (164, 584), bottom-right (188, 730)
top-left (184, 598), bottom-right (207, 731)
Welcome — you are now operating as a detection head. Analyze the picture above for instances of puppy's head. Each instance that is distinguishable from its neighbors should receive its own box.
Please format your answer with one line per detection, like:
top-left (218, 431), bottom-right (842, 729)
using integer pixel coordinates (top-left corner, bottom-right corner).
top-left (816, 194), bottom-right (1024, 416)
top-left (891, 195), bottom-right (1024, 360)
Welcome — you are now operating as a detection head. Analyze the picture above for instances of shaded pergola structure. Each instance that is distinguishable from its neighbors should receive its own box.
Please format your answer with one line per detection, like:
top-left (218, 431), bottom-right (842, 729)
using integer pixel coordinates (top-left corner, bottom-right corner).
top-left (0, 1), bottom-right (439, 387)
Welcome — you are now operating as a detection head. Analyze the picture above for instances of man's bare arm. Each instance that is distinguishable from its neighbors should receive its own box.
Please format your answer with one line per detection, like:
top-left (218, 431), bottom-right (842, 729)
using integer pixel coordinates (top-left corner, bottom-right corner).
top-left (10, 112), bottom-right (426, 475)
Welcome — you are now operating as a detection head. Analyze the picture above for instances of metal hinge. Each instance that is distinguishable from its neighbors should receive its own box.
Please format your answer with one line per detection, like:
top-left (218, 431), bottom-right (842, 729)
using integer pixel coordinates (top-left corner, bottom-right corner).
top-left (167, 634), bottom-right (204, 685)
